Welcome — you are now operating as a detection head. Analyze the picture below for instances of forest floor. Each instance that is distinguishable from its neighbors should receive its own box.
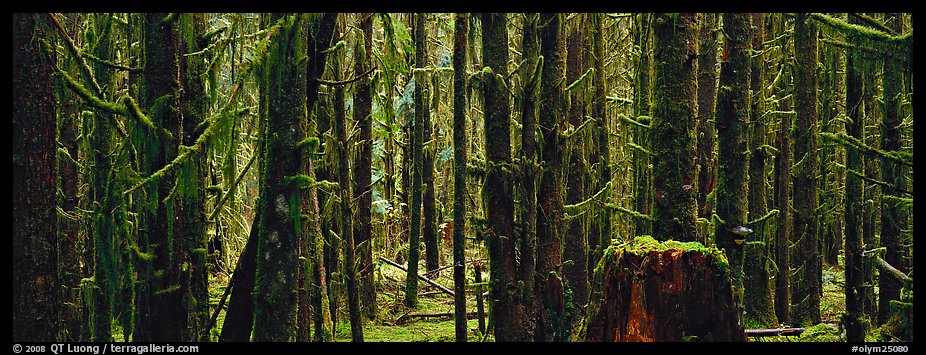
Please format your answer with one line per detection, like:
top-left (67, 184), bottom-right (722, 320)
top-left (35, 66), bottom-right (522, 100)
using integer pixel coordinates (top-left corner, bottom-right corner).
top-left (203, 257), bottom-right (850, 342)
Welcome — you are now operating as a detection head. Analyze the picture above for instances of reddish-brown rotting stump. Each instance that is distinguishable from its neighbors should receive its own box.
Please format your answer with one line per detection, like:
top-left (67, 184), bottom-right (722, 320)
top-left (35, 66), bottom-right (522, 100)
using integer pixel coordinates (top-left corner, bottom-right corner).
top-left (586, 237), bottom-right (746, 342)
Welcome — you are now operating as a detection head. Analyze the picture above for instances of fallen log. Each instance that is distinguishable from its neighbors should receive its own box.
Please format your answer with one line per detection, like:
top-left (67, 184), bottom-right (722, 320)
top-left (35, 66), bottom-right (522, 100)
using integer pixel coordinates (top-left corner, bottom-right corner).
top-left (395, 311), bottom-right (479, 325)
top-left (872, 255), bottom-right (912, 287)
top-left (378, 256), bottom-right (455, 296)
top-left (744, 327), bottom-right (806, 337)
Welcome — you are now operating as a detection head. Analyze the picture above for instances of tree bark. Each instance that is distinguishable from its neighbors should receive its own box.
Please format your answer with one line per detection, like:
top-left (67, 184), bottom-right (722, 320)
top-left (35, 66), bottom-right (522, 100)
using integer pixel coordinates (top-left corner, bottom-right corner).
top-left (405, 13), bottom-right (427, 308)
top-left (588, 12), bottom-right (611, 298)
top-left (13, 12), bottom-right (60, 342)
top-left (536, 12), bottom-right (567, 343)
top-left (252, 13), bottom-right (307, 342)
top-left (696, 13), bottom-right (718, 225)
top-left (743, 13), bottom-right (777, 329)
top-left (482, 13), bottom-right (529, 342)
top-left (714, 12), bottom-right (751, 319)
top-left (843, 22), bottom-right (866, 341)
top-left (563, 18), bottom-right (588, 313)
top-left (878, 12), bottom-right (908, 326)
top-left (452, 12), bottom-right (470, 343)
top-left (518, 13), bottom-right (540, 334)
top-left (651, 13), bottom-right (699, 243)
top-left (353, 12), bottom-right (377, 322)
top-left (632, 13), bottom-right (653, 237)
top-left (790, 12), bottom-right (822, 326)
top-left (178, 13), bottom-right (210, 341)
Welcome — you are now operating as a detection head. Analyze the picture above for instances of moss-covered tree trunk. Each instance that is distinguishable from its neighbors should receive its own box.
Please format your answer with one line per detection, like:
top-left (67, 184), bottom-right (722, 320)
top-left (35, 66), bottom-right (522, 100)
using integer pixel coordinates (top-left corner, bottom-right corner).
top-left (141, 12), bottom-right (186, 341)
top-left (860, 40), bottom-right (880, 325)
top-left (651, 13), bottom-right (698, 243)
top-left (790, 13), bottom-right (821, 326)
top-left (563, 19), bottom-right (588, 313)
top-left (252, 13), bottom-right (308, 342)
top-left (536, 12), bottom-right (567, 343)
top-left (86, 13), bottom-right (118, 342)
top-left (696, 13), bottom-right (718, 224)
top-left (330, 22), bottom-right (364, 341)
top-left (773, 17), bottom-right (793, 326)
top-left (452, 12), bottom-right (469, 342)
top-left (518, 13), bottom-right (540, 331)
top-left (877, 12), bottom-right (908, 326)
top-left (632, 13), bottom-right (653, 237)
top-left (54, 28), bottom-right (84, 340)
top-left (178, 13), bottom-right (210, 341)
top-left (421, 20), bottom-right (439, 276)
top-left (481, 13), bottom-right (529, 342)
top-left (13, 12), bottom-right (59, 342)
top-left (843, 24), bottom-right (866, 342)
top-left (586, 237), bottom-right (746, 342)
top-left (743, 13), bottom-right (777, 329)
top-left (352, 12), bottom-right (377, 321)
top-left (405, 13), bottom-right (427, 308)
top-left (714, 12), bottom-right (751, 319)
top-left (588, 12), bottom-right (611, 304)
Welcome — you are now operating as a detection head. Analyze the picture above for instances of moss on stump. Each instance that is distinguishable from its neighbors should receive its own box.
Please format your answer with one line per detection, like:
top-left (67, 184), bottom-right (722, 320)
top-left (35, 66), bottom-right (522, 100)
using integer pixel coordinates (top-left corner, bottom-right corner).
top-left (586, 236), bottom-right (745, 342)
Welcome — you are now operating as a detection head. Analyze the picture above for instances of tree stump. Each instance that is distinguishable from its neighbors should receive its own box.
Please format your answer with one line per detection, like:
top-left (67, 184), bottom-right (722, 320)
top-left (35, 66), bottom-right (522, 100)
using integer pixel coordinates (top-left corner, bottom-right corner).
top-left (586, 236), bottom-right (746, 342)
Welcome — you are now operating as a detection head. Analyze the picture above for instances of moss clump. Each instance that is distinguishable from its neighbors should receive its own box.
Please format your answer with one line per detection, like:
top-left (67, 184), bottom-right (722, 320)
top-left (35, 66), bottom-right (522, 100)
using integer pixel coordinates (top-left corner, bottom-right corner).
top-left (798, 323), bottom-right (842, 342)
top-left (616, 236), bottom-right (729, 271)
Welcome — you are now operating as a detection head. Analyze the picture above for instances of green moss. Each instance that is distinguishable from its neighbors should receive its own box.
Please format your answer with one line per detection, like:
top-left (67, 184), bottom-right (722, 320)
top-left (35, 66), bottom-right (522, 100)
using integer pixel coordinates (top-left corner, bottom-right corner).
top-left (798, 323), bottom-right (842, 342)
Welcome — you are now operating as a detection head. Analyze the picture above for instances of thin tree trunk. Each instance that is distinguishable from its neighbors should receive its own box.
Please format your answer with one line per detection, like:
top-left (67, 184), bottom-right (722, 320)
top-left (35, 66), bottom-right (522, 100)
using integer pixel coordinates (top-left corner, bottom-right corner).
top-left (353, 12), bottom-right (377, 322)
top-left (632, 13), bottom-right (653, 237)
top-left (405, 13), bottom-right (427, 308)
top-left (773, 18), bottom-right (793, 324)
top-left (588, 12), bottom-right (611, 297)
top-left (219, 215), bottom-right (259, 342)
top-left (790, 12), bottom-right (821, 326)
top-left (452, 12), bottom-right (469, 343)
top-left (744, 13), bottom-right (777, 329)
top-left (178, 13), bottom-right (210, 341)
top-left (843, 22), bottom-right (866, 341)
top-left (518, 13), bottom-right (540, 332)
top-left (696, 13), bottom-right (718, 225)
top-left (13, 12), bottom-right (59, 342)
top-left (536, 12), bottom-right (567, 342)
top-left (651, 13), bottom-right (699, 243)
top-left (421, 17), bottom-right (439, 275)
top-left (563, 18), bottom-right (588, 313)
top-left (714, 12), bottom-right (751, 319)
top-left (878, 12), bottom-right (907, 326)
top-left (142, 12), bottom-right (185, 341)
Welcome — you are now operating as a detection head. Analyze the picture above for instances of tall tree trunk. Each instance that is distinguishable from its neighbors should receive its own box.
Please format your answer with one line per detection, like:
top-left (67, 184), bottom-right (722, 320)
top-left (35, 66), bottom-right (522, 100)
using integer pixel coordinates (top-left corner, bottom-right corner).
top-left (632, 13), bottom-right (653, 237)
top-left (563, 18), bottom-right (588, 314)
top-left (352, 12), bottom-right (377, 322)
top-left (178, 13), bottom-right (210, 341)
top-left (86, 13), bottom-right (118, 342)
top-left (141, 12), bottom-right (185, 341)
top-left (421, 18), bottom-right (439, 275)
top-left (743, 13), bottom-right (777, 329)
top-left (536, 12), bottom-right (567, 342)
top-left (405, 13), bottom-right (427, 308)
top-left (878, 12), bottom-right (907, 326)
top-left (518, 13), bottom-right (540, 332)
top-left (55, 30), bottom-right (84, 340)
top-left (13, 12), bottom-right (59, 342)
top-left (330, 22), bottom-right (364, 342)
top-left (588, 12), bottom-right (611, 296)
top-left (714, 12), bottom-right (751, 319)
top-left (843, 22), bottom-right (866, 341)
top-left (773, 16), bottom-right (793, 325)
top-left (790, 12), bottom-right (821, 326)
top-left (452, 12), bottom-right (469, 343)
top-left (696, 13), bottom-right (718, 225)
top-left (252, 13), bottom-right (307, 342)
top-left (481, 13), bottom-right (528, 342)
top-left (651, 13), bottom-right (699, 243)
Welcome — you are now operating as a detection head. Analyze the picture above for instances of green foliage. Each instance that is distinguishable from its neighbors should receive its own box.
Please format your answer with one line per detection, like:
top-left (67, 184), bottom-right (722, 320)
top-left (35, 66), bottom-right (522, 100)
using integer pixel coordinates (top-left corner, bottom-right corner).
top-left (798, 323), bottom-right (842, 342)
